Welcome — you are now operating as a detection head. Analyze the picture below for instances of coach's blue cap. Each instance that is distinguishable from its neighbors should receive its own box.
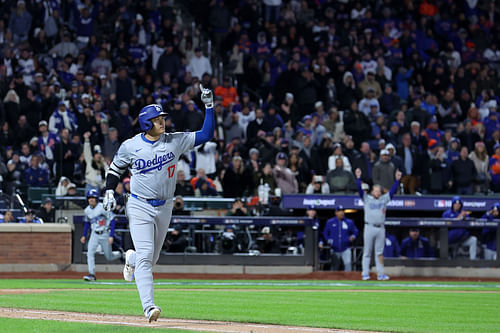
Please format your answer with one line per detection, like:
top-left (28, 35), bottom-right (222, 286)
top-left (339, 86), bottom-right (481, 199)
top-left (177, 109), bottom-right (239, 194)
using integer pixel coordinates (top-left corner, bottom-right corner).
top-left (335, 205), bottom-right (344, 211)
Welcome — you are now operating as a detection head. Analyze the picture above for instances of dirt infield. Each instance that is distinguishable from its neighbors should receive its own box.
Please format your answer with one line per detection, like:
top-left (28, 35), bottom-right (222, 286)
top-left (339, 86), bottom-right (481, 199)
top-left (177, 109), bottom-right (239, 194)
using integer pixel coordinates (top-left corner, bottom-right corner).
top-left (2, 271), bottom-right (500, 281)
top-left (0, 307), bottom-right (380, 333)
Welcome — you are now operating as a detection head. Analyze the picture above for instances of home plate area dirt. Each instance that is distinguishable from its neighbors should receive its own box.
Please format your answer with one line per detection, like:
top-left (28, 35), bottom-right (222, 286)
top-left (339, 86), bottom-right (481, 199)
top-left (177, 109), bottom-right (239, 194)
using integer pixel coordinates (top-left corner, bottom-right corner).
top-left (0, 307), bottom-right (379, 333)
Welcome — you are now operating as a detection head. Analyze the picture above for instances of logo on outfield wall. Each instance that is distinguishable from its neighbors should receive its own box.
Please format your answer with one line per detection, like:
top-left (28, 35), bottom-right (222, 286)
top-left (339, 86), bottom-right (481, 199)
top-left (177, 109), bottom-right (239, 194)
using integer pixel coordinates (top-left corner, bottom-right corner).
top-left (302, 198), bottom-right (336, 207)
top-left (434, 200), bottom-right (487, 208)
top-left (404, 200), bottom-right (416, 207)
top-left (434, 200), bottom-right (450, 208)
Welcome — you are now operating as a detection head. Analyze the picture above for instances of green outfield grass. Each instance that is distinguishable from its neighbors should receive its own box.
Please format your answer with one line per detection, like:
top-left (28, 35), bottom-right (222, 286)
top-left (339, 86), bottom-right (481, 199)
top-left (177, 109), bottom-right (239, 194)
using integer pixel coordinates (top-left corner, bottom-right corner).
top-left (0, 318), bottom-right (194, 332)
top-left (1, 279), bottom-right (499, 333)
top-left (2, 278), bottom-right (500, 291)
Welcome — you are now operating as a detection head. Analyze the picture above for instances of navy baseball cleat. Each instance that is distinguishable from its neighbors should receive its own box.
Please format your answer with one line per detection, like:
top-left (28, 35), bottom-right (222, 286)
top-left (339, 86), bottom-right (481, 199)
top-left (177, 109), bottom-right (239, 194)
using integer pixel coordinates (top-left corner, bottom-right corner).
top-left (145, 306), bottom-right (162, 323)
top-left (377, 274), bottom-right (390, 281)
top-left (83, 274), bottom-right (96, 282)
top-left (361, 274), bottom-right (370, 281)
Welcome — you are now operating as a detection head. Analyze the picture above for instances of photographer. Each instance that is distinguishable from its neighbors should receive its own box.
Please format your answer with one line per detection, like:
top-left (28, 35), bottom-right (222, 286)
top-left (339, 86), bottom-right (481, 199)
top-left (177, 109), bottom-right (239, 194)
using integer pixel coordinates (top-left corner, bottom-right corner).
top-left (220, 225), bottom-right (237, 254)
top-left (257, 226), bottom-right (281, 254)
top-left (306, 175), bottom-right (330, 194)
top-left (172, 196), bottom-right (190, 216)
top-left (165, 225), bottom-right (188, 253)
top-left (226, 197), bottom-right (249, 216)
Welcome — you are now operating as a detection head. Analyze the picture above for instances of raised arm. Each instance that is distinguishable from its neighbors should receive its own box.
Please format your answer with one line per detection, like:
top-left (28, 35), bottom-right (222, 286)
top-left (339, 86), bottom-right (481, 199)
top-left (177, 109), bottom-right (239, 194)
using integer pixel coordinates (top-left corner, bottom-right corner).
top-left (108, 217), bottom-right (117, 238)
top-left (194, 84), bottom-right (215, 146)
top-left (388, 169), bottom-right (402, 199)
top-left (355, 168), bottom-right (364, 199)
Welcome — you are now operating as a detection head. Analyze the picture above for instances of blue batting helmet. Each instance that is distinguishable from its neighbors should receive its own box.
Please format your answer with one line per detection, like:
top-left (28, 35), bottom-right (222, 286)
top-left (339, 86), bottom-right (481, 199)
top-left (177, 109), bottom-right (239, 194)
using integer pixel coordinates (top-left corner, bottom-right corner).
top-left (138, 104), bottom-right (167, 131)
top-left (86, 189), bottom-right (99, 199)
top-left (452, 196), bottom-right (462, 207)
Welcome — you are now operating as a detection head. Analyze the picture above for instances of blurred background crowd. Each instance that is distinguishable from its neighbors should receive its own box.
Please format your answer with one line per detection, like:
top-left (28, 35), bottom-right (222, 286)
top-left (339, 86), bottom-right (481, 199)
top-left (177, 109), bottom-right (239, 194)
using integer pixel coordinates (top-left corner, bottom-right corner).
top-left (0, 0), bottom-right (500, 203)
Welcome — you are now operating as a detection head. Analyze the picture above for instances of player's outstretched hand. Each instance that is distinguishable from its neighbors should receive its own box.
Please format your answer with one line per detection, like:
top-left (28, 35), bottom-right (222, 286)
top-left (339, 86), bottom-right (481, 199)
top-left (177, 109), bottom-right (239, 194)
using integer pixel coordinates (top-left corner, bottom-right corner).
top-left (355, 168), bottom-right (362, 179)
top-left (103, 189), bottom-right (116, 211)
top-left (395, 169), bottom-right (402, 181)
top-left (200, 84), bottom-right (213, 108)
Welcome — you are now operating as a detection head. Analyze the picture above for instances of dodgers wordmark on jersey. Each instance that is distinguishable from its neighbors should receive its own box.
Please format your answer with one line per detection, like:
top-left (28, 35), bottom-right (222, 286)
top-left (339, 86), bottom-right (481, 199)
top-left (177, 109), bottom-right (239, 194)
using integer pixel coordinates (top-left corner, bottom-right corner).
top-left (109, 132), bottom-right (196, 200)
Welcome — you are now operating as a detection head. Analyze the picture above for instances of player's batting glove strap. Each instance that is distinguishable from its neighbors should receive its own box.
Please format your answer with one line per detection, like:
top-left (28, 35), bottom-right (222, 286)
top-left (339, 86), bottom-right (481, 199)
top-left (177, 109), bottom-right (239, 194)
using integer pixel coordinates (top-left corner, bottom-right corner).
top-left (200, 84), bottom-right (213, 108)
top-left (103, 190), bottom-right (116, 211)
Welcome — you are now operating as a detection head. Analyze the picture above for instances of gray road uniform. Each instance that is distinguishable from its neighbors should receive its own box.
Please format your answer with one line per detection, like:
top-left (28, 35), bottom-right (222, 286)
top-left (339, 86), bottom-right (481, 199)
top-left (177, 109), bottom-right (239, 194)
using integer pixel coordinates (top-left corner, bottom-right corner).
top-left (356, 178), bottom-right (399, 277)
top-left (83, 203), bottom-right (121, 275)
top-left (108, 132), bottom-right (195, 312)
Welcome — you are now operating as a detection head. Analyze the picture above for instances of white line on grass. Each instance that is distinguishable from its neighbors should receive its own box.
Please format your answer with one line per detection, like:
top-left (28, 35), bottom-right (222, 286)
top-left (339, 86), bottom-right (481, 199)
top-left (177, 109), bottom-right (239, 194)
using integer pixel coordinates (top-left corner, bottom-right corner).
top-left (82, 281), bottom-right (500, 289)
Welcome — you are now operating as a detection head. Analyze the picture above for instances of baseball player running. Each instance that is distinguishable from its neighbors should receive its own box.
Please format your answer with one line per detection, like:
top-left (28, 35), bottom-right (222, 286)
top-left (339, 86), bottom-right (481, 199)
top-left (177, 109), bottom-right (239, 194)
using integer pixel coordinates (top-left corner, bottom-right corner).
top-left (355, 167), bottom-right (401, 281)
top-left (81, 189), bottom-right (121, 282)
top-left (103, 85), bottom-right (214, 322)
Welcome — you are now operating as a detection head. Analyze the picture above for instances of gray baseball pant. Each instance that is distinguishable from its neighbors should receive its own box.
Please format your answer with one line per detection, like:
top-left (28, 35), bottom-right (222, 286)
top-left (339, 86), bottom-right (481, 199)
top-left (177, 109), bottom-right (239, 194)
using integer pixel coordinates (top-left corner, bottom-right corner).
top-left (333, 248), bottom-right (353, 271)
top-left (362, 224), bottom-right (385, 276)
top-left (462, 236), bottom-right (477, 260)
top-left (87, 231), bottom-right (121, 275)
top-left (484, 248), bottom-right (497, 260)
top-left (126, 195), bottom-right (173, 312)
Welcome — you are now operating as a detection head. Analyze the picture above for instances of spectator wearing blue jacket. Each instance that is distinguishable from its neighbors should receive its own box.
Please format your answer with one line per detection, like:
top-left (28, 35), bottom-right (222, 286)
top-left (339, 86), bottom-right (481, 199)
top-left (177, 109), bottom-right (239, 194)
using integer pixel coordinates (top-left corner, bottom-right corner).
top-left (24, 155), bottom-right (49, 186)
top-left (320, 205), bottom-right (359, 271)
top-left (400, 228), bottom-right (433, 258)
top-left (18, 210), bottom-right (42, 224)
top-left (8, 1), bottom-right (32, 44)
top-left (37, 120), bottom-right (59, 165)
top-left (394, 67), bottom-right (413, 102)
top-left (383, 233), bottom-right (400, 258)
top-left (442, 196), bottom-right (477, 259)
top-left (481, 203), bottom-right (499, 260)
top-left (73, 2), bottom-right (98, 47)
top-left (48, 101), bottom-right (78, 134)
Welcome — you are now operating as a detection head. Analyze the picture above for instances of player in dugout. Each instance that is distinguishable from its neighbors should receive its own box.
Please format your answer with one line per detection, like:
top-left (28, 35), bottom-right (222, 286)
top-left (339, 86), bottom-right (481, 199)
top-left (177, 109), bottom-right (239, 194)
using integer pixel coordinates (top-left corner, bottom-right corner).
top-left (442, 196), bottom-right (477, 260)
top-left (481, 202), bottom-right (499, 260)
top-left (320, 205), bottom-right (359, 271)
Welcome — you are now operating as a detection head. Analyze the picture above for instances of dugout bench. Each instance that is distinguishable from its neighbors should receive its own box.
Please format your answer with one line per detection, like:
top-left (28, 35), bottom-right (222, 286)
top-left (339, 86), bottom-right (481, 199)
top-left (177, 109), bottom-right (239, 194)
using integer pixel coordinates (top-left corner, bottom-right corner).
top-left (72, 215), bottom-right (317, 267)
top-left (382, 218), bottom-right (500, 267)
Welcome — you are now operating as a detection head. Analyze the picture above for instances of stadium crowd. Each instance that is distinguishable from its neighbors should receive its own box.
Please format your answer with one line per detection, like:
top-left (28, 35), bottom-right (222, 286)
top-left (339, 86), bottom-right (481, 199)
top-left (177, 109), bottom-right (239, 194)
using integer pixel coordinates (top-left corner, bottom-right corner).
top-left (0, 0), bottom-right (499, 208)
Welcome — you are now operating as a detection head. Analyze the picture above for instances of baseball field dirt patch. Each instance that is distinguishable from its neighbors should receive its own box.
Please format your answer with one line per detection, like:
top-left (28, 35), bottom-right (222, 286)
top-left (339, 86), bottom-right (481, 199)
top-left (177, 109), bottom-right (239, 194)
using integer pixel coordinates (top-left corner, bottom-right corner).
top-left (0, 307), bottom-right (379, 333)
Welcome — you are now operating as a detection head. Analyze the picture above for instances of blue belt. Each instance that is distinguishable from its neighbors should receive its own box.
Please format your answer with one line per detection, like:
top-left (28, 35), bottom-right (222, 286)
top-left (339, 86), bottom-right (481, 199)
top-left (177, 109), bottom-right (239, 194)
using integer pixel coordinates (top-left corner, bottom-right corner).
top-left (131, 193), bottom-right (166, 207)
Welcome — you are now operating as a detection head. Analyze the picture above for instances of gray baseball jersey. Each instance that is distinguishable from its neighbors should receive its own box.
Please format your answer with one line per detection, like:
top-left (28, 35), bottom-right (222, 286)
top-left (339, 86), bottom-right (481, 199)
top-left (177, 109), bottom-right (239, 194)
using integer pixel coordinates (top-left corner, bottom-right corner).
top-left (84, 203), bottom-right (120, 276)
top-left (109, 131), bottom-right (195, 313)
top-left (361, 192), bottom-right (391, 225)
top-left (110, 132), bottom-right (195, 199)
top-left (84, 203), bottom-right (114, 233)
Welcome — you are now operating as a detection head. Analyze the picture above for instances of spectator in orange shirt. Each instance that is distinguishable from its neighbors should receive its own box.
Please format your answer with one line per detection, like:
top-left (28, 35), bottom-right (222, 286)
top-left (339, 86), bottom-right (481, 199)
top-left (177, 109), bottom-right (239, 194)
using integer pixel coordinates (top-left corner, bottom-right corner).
top-left (190, 168), bottom-right (216, 190)
top-left (419, 0), bottom-right (438, 17)
top-left (214, 77), bottom-right (239, 108)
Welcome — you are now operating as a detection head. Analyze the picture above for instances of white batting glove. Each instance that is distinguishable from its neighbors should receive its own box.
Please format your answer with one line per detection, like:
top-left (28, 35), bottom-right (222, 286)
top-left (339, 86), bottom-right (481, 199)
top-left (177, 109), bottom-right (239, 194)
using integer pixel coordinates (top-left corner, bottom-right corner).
top-left (103, 190), bottom-right (116, 211)
top-left (200, 84), bottom-right (213, 108)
